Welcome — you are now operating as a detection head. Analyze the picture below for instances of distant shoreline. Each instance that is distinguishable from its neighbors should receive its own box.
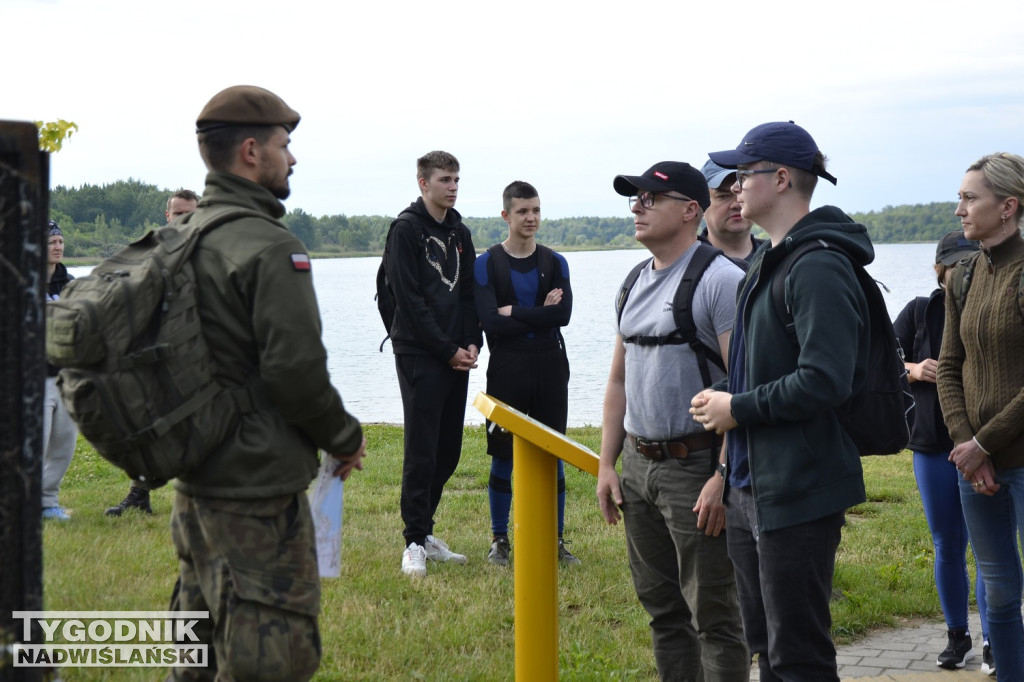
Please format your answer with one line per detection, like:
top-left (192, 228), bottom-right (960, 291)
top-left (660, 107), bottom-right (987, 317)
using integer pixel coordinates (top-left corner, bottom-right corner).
top-left (62, 239), bottom-right (938, 267)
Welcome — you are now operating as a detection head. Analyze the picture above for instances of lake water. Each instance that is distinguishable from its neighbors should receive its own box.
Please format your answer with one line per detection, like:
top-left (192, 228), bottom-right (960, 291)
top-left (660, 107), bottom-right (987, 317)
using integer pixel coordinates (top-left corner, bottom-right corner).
top-left (69, 242), bottom-right (938, 427)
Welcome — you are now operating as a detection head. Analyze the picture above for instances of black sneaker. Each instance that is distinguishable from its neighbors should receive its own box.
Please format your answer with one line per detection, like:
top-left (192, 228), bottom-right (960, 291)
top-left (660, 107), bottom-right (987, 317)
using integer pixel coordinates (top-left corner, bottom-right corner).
top-left (936, 629), bottom-right (973, 669)
top-left (105, 486), bottom-right (153, 516)
top-left (487, 537), bottom-right (511, 567)
top-left (558, 538), bottom-right (581, 566)
top-left (981, 641), bottom-right (995, 676)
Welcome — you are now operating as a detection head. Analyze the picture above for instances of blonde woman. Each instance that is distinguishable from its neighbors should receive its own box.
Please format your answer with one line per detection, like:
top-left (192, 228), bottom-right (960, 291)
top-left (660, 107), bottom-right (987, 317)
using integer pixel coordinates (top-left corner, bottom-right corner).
top-left (937, 152), bottom-right (1024, 678)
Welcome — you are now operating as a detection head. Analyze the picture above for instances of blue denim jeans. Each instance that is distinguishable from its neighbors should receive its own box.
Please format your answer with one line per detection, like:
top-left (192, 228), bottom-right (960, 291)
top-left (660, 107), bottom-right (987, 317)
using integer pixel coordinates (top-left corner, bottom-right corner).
top-left (914, 451), bottom-right (988, 637)
top-left (726, 486), bottom-right (844, 682)
top-left (958, 466), bottom-right (1024, 678)
top-left (620, 438), bottom-right (749, 681)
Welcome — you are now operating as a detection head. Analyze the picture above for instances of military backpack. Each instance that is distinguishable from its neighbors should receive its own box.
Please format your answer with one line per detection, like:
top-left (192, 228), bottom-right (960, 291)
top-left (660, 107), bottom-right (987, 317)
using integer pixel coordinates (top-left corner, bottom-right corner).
top-left (45, 206), bottom-right (268, 488)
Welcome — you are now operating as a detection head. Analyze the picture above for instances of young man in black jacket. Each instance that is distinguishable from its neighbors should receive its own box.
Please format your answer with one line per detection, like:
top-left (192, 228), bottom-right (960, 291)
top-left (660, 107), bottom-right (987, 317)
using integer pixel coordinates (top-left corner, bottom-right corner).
top-left (387, 150), bottom-right (482, 577)
top-left (691, 122), bottom-right (869, 681)
top-left (473, 180), bottom-right (578, 567)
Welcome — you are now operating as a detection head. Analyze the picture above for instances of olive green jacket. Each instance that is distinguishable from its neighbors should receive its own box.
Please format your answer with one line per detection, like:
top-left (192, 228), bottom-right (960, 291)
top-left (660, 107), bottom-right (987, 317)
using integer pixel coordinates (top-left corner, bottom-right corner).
top-left (938, 230), bottom-right (1024, 470)
top-left (175, 171), bottom-right (362, 498)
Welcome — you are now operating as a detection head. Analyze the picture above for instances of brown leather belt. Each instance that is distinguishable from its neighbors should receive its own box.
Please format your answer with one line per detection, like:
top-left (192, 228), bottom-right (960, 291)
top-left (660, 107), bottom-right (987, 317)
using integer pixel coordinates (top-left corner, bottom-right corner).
top-left (627, 432), bottom-right (716, 461)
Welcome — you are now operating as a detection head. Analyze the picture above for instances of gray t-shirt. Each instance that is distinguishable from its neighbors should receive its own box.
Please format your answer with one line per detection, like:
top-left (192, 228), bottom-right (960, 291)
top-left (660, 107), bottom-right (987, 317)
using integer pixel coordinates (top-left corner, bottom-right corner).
top-left (618, 243), bottom-right (743, 440)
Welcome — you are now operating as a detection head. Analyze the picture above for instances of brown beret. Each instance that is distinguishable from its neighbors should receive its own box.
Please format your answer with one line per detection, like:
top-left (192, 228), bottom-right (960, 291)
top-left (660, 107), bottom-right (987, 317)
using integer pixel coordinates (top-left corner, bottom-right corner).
top-left (195, 85), bottom-right (300, 134)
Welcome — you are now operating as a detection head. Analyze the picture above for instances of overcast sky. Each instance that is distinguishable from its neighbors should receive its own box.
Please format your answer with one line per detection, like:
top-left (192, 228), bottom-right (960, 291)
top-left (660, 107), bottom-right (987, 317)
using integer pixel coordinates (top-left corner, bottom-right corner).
top-left (8, 0), bottom-right (1024, 221)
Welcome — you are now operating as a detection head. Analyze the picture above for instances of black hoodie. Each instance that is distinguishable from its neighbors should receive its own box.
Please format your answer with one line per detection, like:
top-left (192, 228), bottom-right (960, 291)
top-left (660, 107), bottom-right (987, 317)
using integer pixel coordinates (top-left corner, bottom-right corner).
top-left (386, 197), bottom-right (481, 360)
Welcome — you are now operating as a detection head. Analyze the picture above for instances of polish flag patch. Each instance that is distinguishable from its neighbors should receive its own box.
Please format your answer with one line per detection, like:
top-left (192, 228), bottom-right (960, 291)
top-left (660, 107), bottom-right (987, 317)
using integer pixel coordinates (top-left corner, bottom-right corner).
top-left (290, 253), bottom-right (311, 271)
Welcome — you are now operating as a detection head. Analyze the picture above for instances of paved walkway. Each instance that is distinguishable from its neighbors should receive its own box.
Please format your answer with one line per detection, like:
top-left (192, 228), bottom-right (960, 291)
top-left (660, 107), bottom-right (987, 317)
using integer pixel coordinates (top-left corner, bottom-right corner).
top-left (750, 610), bottom-right (995, 680)
top-left (837, 610), bottom-right (990, 680)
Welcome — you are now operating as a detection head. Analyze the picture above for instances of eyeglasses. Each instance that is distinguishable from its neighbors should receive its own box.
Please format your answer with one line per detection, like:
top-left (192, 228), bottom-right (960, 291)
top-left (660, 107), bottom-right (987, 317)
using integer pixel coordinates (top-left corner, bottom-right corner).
top-left (628, 191), bottom-right (693, 210)
top-left (735, 168), bottom-right (777, 189)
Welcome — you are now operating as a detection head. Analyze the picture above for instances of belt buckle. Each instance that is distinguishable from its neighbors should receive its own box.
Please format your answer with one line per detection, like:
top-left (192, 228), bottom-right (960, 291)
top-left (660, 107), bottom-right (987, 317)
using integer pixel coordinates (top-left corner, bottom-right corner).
top-left (635, 436), bottom-right (665, 462)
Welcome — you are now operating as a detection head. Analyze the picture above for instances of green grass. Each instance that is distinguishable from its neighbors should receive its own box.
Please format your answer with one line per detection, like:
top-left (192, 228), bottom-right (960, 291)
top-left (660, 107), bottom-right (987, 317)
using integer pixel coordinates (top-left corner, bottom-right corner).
top-left (41, 428), bottom-right (954, 680)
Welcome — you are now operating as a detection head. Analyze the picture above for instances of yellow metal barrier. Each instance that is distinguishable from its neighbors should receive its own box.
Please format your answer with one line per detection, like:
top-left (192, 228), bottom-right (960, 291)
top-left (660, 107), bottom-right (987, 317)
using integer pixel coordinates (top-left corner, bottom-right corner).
top-left (473, 392), bottom-right (600, 682)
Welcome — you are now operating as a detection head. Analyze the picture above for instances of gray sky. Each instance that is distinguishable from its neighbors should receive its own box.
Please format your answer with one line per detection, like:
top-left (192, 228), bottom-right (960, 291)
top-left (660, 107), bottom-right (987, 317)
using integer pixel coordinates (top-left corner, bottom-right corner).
top-left (8, 0), bottom-right (1024, 220)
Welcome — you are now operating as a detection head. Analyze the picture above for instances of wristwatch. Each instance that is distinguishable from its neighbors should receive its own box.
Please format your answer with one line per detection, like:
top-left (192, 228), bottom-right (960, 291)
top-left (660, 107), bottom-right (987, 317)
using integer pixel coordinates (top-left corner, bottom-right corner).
top-left (716, 462), bottom-right (727, 479)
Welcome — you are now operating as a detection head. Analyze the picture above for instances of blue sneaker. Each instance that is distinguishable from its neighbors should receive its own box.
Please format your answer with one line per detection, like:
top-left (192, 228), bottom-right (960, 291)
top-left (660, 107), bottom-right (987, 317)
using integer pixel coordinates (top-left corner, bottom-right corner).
top-left (42, 506), bottom-right (71, 521)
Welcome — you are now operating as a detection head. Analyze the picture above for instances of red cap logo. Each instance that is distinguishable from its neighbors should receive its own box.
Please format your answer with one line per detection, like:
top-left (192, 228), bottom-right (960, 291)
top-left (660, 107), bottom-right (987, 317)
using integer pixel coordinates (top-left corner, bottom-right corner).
top-left (654, 171), bottom-right (669, 181)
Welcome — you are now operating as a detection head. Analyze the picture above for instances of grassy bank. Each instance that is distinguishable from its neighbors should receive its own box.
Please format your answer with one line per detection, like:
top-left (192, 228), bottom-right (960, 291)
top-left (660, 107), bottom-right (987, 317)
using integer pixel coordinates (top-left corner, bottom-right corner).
top-left (41, 426), bottom-right (952, 680)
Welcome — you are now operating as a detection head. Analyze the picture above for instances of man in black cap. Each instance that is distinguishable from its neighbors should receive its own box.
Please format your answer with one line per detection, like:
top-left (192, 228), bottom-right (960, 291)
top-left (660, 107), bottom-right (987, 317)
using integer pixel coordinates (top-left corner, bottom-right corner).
top-left (168, 85), bottom-right (365, 681)
top-left (596, 162), bottom-right (748, 680)
top-left (690, 121), bottom-right (870, 680)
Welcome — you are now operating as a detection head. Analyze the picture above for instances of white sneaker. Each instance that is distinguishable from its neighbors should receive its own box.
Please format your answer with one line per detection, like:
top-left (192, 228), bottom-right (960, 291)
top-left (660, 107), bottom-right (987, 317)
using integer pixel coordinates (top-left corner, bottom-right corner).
top-left (424, 535), bottom-right (468, 564)
top-left (402, 543), bottom-right (427, 577)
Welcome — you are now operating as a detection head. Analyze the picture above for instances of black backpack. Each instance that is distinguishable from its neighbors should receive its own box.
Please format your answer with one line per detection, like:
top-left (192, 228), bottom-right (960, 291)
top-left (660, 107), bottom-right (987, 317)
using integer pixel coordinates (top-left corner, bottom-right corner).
top-left (770, 238), bottom-right (914, 456)
top-left (615, 243), bottom-right (728, 388)
top-left (45, 206), bottom-right (270, 488)
top-left (374, 211), bottom-right (419, 352)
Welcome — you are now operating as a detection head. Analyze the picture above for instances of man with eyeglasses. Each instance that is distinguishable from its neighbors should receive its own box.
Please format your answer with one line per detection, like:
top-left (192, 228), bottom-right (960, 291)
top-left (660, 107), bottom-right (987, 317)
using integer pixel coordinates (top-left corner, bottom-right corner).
top-left (699, 160), bottom-right (764, 266)
top-left (689, 121), bottom-right (869, 681)
top-left (596, 161), bottom-right (748, 681)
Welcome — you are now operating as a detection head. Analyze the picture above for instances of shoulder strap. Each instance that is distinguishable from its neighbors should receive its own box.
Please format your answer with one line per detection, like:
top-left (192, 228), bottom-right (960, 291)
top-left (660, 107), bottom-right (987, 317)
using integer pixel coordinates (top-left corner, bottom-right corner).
top-left (384, 210), bottom-right (421, 251)
top-left (672, 243), bottom-right (724, 351)
top-left (487, 244), bottom-right (513, 305)
top-left (616, 245), bottom-right (726, 387)
top-left (947, 251), bottom-right (981, 315)
top-left (912, 296), bottom-right (929, 361)
top-left (157, 206), bottom-right (269, 264)
top-left (1019, 266), bottom-right (1024, 322)
top-left (535, 244), bottom-right (556, 298)
top-left (674, 243), bottom-right (727, 387)
top-left (487, 243), bottom-right (557, 307)
top-left (771, 239), bottom-right (832, 341)
top-left (616, 257), bottom-right (653, 326)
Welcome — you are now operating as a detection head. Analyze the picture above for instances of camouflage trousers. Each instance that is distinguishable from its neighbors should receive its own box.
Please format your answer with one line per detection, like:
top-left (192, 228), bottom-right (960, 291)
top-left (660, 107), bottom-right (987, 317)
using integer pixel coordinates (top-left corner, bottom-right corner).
top-left (167, 491), bottom-right (322, 682)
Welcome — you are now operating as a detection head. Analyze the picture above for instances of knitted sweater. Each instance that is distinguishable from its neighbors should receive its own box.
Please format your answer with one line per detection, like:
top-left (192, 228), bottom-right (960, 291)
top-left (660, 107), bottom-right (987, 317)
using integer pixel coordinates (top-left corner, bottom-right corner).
top-left (937, 230), bottom-right (1024, 470)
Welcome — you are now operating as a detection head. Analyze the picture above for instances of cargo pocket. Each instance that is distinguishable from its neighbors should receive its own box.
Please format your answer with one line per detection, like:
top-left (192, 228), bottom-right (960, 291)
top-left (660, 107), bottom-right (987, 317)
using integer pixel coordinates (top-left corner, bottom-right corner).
top-left (222, 565), bottom-right (321, 682)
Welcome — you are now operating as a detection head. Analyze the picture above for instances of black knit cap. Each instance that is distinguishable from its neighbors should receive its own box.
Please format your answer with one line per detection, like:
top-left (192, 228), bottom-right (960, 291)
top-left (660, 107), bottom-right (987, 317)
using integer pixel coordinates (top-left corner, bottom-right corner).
top-left (196, 85), bottom-right (300, 134)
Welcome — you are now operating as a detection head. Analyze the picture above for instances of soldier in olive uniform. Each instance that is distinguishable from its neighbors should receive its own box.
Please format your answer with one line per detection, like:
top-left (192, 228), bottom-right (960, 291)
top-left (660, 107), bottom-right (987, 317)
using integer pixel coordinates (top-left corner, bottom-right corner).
top-left (168, 85), bottom-right (366, 682)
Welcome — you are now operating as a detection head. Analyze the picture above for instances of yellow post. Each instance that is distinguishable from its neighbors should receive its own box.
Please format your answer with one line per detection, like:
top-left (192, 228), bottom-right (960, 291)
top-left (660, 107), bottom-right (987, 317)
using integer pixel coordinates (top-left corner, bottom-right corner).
top-left (473, 392), bottom-right (600, 682)
top-left (513, 435), bottom-right (558, 681)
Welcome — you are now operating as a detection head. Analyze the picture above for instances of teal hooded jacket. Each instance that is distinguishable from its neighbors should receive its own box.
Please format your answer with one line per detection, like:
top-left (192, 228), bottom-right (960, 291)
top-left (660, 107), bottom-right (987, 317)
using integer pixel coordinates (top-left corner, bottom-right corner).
top-left (728, 205), bottom-right (869, 532)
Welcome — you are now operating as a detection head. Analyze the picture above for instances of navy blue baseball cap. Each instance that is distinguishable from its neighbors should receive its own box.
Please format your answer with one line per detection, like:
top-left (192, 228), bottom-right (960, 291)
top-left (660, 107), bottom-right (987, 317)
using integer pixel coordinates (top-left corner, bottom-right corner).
top-left (613, 161), bottom-right (711, 210)
top-left (709, 121), bottom-right (838, 186)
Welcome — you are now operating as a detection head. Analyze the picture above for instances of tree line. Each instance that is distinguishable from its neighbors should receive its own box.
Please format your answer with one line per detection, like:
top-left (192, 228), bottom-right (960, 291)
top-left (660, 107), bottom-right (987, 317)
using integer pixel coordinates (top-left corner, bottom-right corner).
top-left (49, 180), bottom-right (963, 259)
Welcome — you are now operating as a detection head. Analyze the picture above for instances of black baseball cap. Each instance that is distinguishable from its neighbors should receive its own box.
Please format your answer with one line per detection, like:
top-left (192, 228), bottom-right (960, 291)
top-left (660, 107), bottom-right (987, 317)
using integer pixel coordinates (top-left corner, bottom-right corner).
top-left (936, 230), bottom-right (979, 266)
top-left (709, 121), bottom-right (838, 186)
top-left (613, 161), bottom-right (711, 210)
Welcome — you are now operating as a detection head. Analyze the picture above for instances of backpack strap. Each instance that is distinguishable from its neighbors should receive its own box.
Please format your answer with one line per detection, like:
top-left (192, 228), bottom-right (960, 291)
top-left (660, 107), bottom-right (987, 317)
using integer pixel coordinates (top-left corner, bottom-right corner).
top-left (912, 296), bottom-right (929, 363)
top-left (487, 242), bottom-right (557, 307)
top-left (1018, 265), bottom-right (1024, 322)
top-left (376, 210), bottom-right (422, 351)
top-left (487, 244), bottom-right (513, 306)
top-left (617, 244), bottom-right (727, 387)
top-left (615, 258), bottom-right (653, 326)
top-left (771, 238), bottom-right (893, 343)
top-left (771, 239), bottom-right (836, 341)
top-left (947, 250), bottom-right (981, 315)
